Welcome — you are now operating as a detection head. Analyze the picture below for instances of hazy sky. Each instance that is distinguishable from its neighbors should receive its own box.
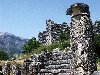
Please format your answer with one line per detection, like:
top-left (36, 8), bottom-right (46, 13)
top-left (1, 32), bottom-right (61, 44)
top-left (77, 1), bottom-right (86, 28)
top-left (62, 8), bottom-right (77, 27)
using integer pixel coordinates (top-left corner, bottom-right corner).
top-left (0, 0), bottom-right (100, 39)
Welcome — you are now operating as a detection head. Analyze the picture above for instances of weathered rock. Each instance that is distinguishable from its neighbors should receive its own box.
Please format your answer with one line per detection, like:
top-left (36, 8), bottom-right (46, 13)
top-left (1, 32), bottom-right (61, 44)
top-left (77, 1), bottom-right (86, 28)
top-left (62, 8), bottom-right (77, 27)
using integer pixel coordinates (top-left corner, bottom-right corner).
top-left (66, 3), bottom-right (97, 75)
top-left (92, 71), bottom-right (100, 75)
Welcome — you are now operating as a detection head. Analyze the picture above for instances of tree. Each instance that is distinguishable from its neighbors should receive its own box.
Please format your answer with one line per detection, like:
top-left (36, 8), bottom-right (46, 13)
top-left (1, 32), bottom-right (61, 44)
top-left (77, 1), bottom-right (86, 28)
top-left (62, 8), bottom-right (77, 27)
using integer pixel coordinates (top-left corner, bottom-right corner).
top-left (94, 34), bottom-right (100, 46)
top-left (23, 37), bottom-right (40, 53)
top-left (58, 30), bottom-right (70, 49)
top-left (59, 31), bottom-right (70, 42)
top-left (95, 21), bottom-right (100, 25)
top-left (94, 34), bottom-right (100, 57)
top-left (0, 50), bottom-right (9, 60)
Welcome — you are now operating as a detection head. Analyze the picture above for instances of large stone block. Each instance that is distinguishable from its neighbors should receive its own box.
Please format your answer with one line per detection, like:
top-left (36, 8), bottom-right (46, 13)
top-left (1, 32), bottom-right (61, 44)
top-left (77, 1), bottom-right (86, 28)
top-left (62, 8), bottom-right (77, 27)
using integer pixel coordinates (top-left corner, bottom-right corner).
top-left (92, 71), bottom-right (100, 75)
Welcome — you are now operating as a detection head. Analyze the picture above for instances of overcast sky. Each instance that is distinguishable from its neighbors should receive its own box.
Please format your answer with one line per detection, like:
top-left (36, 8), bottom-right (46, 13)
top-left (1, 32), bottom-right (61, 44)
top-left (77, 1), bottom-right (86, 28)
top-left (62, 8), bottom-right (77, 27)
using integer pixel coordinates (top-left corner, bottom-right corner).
top-left (0, 0), bottom-right (100, 39)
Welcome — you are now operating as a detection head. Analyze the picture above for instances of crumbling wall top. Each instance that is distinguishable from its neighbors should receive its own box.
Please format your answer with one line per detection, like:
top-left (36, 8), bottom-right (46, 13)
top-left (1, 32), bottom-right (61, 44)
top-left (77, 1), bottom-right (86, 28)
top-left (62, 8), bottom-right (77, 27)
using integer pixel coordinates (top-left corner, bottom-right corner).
top-left (66, 3), bottom-right (90, 16)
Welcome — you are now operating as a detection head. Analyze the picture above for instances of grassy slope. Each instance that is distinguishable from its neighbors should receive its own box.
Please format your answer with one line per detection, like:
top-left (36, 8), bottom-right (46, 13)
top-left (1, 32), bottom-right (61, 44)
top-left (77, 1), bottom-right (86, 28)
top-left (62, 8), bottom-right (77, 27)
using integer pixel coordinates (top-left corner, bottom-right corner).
top-left (97, 62), bottom-right (100, 71)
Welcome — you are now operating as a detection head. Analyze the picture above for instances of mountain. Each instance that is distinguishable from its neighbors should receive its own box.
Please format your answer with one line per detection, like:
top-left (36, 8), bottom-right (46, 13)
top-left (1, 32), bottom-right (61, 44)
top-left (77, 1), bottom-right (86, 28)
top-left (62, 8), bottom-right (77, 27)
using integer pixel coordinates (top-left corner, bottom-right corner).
top-left (0, 32), bottom-right (28, 56)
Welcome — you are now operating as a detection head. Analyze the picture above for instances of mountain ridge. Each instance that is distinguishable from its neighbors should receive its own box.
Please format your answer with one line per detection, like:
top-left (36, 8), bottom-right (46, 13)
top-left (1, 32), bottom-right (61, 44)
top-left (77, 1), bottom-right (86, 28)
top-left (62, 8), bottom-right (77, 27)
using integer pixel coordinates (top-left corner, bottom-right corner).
top-left (0, 32), bottom-right (28, 57)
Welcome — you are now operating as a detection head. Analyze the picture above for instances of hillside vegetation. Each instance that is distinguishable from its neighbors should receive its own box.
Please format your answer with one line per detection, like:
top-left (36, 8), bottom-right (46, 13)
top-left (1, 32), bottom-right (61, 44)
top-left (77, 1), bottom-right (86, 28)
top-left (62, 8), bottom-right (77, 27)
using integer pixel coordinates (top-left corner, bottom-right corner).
top-left (0, 22), bottom-right (100, 70)
top-left (20, 29), bottom-right (100, 70)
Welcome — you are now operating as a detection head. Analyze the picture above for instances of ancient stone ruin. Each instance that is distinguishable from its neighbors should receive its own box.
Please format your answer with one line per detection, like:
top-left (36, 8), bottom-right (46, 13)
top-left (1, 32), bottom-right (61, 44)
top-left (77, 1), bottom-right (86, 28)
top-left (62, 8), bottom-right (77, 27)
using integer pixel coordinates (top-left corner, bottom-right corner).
top-left (66, 3), bottom-right (97, 75)
top-left (28, 48), bottom-right (73, 75)
top-left (0, 3), bottom-right (99, 75)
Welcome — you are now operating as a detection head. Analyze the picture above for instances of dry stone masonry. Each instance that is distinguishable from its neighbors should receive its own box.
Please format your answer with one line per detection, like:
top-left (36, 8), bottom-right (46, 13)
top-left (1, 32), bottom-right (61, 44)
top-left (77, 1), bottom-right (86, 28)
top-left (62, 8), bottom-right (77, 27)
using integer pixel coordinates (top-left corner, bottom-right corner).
top-left (29, 48), bottom-right (73, 75)
top-left (38, 19), bottom-right (69, 45)
top-left (66, 3), bottom-right (97, 75)
top-left (0, 3), bottom-right (99, 75)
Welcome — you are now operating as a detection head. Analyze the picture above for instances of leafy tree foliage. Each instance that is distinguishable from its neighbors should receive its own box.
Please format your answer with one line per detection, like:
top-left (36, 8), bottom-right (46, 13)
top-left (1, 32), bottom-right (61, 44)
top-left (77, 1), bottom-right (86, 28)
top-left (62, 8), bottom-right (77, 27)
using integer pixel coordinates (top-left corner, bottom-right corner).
top-left (94, 34), bottom-right (100, 57)
top-left (22, 25), bottom-right (100, 57)
top-left (94, 34), bottom-right (100, 46)
top-left (59, 31), bottom-right (70, 42)
top-left (0, 50), bottom-right (9, 60)
top-left (94, 20), bottom-right (100, 57)
top-left (95, 21), bottom-right (100, 25)
top-left (58, 30), bottom-right (70, 49)
top-left (23, 37), bottom-right (40, 53)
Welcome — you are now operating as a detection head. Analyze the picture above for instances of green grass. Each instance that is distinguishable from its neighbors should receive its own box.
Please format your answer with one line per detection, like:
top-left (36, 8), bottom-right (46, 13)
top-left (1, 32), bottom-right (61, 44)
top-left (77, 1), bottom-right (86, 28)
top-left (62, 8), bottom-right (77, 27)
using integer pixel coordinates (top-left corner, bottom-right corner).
top-left (97, 62), bottom-right (100, 71)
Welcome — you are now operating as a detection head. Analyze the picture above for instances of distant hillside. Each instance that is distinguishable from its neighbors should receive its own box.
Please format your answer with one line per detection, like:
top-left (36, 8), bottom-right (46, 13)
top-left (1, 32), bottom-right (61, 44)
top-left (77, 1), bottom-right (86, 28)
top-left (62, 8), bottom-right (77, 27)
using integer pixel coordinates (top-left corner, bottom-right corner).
top-left (0, 32), bottom-right (28, 56)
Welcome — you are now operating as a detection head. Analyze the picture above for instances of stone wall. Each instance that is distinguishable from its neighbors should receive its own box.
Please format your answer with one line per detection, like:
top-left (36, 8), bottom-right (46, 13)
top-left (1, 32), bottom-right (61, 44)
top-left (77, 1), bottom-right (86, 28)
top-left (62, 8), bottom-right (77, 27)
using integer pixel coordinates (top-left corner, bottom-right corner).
top-left (29, 48), bottom-right (73, 75)
top-left (66, 3), bottom-right (97, 75)
top-left (0, 3), bottom-right (98, 75)
top-left (38, 19), bottom-right (69, 45)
